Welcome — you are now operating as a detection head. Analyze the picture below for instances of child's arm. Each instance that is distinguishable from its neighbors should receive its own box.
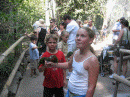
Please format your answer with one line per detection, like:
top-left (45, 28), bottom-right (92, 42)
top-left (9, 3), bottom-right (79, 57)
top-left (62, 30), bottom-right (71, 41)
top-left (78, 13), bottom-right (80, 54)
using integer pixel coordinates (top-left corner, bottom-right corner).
top-left (32, 45), bottom-right (42, 50)
top-left (32, 46), bottom-right (38, 50)
top-left (46, 52), bottom-right (74, 69)
top-left (63, 70), bottom-right (67, 87)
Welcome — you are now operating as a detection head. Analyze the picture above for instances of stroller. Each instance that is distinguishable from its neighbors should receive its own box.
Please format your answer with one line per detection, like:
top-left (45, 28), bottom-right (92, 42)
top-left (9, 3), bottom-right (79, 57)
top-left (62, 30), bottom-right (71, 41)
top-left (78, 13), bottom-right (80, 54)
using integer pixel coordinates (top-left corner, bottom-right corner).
top-left (99, 45), bottom-right (115, 77)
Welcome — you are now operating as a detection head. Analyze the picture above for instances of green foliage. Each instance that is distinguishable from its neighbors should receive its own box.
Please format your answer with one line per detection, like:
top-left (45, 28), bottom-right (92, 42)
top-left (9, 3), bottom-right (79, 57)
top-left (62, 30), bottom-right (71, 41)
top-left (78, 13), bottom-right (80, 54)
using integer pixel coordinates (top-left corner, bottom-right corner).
top-left (0, 0), bottom-right (46, 35)
top-left (0, 54), bottom-right (15, 77)
top-left (0, 0), bottom-right (46, 53)
top-left (55, 0), bottom-right (105, 29)
top-left (0, 33), bottom-right (16, 52)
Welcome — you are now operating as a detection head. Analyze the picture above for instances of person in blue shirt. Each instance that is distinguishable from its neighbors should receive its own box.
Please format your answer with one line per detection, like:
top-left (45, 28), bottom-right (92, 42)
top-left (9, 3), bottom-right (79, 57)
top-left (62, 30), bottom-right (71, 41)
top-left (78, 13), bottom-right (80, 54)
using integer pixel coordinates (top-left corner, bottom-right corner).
top-left (29, 35), bottom-right (40, 77)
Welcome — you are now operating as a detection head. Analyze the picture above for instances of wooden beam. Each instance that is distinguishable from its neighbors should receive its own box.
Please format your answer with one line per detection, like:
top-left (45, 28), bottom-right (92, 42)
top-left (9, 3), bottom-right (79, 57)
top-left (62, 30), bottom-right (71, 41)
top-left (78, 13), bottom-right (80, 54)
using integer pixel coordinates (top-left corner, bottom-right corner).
top-left (0, 36), bottom-right (26, 64)
top-left (117, 55), bottom-right (130, 62)
top-left (0, 48), bottom-right (29, 97)
top-left (113, 74), bottom-right (130, 87)
top-left (119, 49), bottom-right (130, 54)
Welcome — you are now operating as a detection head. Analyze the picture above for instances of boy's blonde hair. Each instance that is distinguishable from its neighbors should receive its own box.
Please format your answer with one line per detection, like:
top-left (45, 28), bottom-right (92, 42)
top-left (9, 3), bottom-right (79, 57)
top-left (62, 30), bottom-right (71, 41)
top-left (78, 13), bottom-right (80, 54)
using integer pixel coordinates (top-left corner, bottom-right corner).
top-left (44, 34), bottom-right (58, 44)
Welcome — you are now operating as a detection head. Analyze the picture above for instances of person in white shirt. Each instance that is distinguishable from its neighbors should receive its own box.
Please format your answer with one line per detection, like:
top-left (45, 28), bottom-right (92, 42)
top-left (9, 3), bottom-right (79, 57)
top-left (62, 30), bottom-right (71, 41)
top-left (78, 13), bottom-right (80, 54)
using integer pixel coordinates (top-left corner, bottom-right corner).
top-left (63, 15), bottom-right (79, 79)
top-left (63, 15), bottom-right (79, 52)
top-left (112, 17), bottom-right (125, 44)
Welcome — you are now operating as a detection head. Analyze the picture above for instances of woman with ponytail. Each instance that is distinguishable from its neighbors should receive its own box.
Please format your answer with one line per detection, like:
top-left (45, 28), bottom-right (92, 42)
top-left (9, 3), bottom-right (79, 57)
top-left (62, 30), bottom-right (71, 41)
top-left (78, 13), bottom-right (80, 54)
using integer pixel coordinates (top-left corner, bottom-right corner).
top-left (46, 27), bottom-right (99, 97)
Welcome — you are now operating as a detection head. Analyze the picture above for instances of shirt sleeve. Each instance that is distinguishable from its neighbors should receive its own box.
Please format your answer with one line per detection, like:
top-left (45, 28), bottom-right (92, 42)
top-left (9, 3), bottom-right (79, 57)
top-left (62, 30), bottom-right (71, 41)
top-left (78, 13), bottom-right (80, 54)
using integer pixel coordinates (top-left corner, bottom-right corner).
top-left (66, 25), bottom-right (75, 34)
top-left (29, 43), bottom-right (33, 49)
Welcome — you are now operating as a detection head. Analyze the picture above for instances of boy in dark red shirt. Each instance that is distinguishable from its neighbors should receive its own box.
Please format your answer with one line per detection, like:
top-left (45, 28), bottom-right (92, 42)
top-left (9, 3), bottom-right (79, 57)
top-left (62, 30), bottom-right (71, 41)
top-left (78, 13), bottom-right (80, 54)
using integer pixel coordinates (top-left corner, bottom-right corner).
top-left (38, 34), bottom-right (66, 97)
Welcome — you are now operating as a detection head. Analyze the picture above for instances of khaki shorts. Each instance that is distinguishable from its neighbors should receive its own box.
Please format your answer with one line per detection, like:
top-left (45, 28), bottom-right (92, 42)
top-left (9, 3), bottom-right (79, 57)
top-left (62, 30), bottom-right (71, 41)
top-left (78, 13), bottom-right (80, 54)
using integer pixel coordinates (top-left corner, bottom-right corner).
top-left (30, 59), bottom-right (39, 69)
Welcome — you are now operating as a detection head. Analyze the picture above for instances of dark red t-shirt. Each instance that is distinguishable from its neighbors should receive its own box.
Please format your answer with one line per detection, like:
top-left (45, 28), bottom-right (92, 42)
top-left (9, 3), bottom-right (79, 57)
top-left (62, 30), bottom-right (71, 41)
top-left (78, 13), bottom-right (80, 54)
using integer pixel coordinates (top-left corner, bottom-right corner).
top-left (40, 50), bottom-right (66, 88)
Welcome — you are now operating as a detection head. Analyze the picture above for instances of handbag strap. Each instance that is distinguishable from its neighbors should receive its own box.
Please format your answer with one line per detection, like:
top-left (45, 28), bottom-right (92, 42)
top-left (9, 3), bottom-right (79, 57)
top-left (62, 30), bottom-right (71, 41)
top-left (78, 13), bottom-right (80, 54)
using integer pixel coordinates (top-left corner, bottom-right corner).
top-left (127, 29), bottom-right (128, 39)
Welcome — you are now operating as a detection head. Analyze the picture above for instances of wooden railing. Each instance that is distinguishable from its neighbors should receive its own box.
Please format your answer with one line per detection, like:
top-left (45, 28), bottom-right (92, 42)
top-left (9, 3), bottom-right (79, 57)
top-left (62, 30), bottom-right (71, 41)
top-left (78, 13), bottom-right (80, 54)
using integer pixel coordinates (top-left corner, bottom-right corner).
top-left (0, 35), bottom-right (30, 97)
top-left (113, 48), bottom-right (130, 97)
top-left (0, 36), bottom-right (26, 64)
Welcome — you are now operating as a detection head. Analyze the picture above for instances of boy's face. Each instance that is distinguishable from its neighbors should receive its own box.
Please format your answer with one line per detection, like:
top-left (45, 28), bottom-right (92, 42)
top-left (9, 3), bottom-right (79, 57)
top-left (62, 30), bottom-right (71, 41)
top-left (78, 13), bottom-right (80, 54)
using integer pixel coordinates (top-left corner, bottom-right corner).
top-left (32, 40), bottom-right (37, 44)
top-left (60, 24), bottom-right (64, 29)
top-left (62, 33), bottom-right (69, 43)
top-left (47, 38), bottom-right (57, 51)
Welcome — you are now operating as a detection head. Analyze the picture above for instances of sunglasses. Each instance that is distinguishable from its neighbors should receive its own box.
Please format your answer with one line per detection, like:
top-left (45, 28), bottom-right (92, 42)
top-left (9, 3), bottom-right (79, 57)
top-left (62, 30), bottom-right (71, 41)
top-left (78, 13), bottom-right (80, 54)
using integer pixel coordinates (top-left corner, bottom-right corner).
top-left (50, 22), bottom-right (53, 23)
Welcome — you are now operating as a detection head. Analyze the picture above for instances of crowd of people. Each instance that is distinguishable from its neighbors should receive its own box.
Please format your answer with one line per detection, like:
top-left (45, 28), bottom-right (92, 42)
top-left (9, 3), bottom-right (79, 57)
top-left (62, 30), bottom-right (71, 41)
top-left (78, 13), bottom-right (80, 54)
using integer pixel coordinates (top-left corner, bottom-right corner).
top-left (26, 15), bottom-right (130, 97)
top-left (109, 17), bottom-right (130, 79)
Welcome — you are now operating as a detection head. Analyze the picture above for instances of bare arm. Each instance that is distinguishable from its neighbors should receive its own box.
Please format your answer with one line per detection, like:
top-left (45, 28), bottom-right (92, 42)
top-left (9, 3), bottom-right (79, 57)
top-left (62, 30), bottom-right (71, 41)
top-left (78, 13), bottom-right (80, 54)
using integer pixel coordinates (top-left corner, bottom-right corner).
top-left (32, 46), bottom-right (38, 50)
top-left (32, 45), bottom-right (42, 50)
top-left (114, 29), bottom-right (124, 45)
top-left (84, 56), bottom-right (99, 97)
top-left (112, 29), bottom-right (120, 33)
top-left (63, 70), bottom-right (67, 87)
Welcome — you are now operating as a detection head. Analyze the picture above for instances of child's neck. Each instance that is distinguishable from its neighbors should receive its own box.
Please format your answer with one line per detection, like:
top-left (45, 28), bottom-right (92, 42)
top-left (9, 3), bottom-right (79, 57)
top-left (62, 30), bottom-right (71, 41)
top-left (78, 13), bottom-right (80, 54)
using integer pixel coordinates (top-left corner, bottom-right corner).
top-left (48, 49), bottom-right (57, 54)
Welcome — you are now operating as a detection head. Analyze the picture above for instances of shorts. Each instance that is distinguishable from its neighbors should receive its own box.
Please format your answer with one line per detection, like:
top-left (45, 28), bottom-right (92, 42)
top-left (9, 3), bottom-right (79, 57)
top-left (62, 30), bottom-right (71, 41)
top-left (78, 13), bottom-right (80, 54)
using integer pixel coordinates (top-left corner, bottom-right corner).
top-left (66, 89), bottom-right (85, 97)
top-left (68, 43), bottom-right (76, 52)
top-left (30, 59), bottom-right (39, 69)
top-left (43, 87), bottom-right (64, 97)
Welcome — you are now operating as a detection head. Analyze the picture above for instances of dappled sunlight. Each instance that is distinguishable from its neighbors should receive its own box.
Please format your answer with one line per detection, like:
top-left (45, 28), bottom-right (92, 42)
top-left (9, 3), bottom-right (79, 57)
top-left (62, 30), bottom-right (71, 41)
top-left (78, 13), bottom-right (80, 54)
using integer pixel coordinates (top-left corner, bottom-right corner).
top-left (96, 82), bottom-right (105, 90)
top-left (92, 34), bottom-right (113, 51)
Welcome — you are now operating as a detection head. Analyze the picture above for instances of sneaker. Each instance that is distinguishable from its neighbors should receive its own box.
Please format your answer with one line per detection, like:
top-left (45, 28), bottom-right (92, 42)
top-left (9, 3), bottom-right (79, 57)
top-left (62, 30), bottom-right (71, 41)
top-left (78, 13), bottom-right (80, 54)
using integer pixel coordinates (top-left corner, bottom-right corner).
top-left (109, 74), bottom-right (114, 79)
top-left (120, 75), bottom-right (125, 79)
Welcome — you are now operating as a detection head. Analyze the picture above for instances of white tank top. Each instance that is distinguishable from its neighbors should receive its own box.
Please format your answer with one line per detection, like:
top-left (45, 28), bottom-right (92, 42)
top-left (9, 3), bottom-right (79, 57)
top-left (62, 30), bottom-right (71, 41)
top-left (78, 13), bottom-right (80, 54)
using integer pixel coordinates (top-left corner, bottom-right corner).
top-left (68, 50), bottom-right (93, 95)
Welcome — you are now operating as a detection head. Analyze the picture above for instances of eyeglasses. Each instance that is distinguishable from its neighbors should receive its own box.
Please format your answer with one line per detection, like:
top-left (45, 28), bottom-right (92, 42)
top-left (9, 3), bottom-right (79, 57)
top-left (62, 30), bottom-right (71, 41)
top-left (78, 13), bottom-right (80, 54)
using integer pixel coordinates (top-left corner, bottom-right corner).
top-left (50, 22), bottom-right (53, 23)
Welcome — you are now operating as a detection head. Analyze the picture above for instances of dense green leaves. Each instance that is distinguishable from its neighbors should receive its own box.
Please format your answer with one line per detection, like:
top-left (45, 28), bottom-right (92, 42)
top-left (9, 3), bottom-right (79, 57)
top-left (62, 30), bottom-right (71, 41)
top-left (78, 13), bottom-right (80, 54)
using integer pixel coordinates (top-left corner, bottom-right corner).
top-left (55, 0), bottom-right (105, 28)
top-left (0, 0), bottom-right (46, 35)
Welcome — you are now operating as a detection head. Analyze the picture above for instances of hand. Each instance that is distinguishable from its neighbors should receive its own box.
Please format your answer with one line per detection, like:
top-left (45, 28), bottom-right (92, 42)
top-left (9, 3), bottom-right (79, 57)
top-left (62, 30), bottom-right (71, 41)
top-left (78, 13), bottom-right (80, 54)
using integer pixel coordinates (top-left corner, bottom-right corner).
top-left (44, 61), bottom-right (51, 68)
top-left (38, 45), bottom-right (42, 48)
top-left (40, 45), bottom-right (42, 48)
top-left (45, 61), bottom-right (57, 68)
